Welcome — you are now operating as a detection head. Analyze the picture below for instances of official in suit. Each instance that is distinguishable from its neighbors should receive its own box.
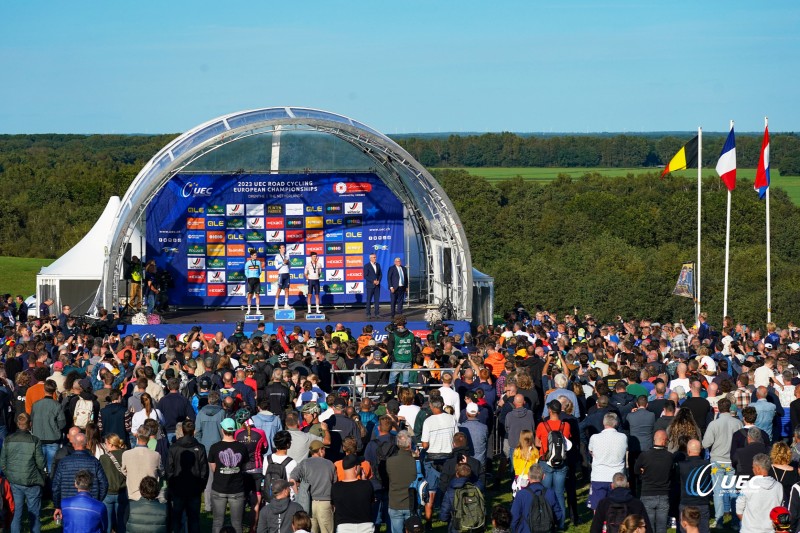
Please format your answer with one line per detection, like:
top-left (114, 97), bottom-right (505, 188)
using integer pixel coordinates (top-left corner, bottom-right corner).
top-left (363, 253), bottom-right (382, 318)
top-left (387, 257), bottom-right (408, 318)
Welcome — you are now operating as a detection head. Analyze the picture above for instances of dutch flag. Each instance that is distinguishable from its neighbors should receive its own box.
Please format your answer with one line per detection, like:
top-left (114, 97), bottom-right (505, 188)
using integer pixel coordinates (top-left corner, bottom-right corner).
top-left (754, 123), bottom-right (770, 199)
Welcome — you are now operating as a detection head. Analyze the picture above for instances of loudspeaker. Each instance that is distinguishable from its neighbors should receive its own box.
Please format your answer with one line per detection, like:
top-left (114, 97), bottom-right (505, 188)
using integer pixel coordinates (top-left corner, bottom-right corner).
top-left (122, 243), bottom-right (133, 281)
top-left (442, 248), bottom-right (452, 285)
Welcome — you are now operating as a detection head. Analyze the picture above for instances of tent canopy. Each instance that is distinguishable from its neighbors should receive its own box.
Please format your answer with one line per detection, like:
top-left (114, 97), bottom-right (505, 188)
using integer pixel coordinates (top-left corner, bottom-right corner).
top-left (37, 196), bottom-right (142, 316)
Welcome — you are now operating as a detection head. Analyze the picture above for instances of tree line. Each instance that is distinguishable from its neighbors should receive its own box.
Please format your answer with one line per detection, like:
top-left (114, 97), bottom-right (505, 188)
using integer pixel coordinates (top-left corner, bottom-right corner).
top-left (1, 133), bottom-right (799, 329)
top-left (434, 168), bottom-right (800, 330)
top-left (398, 132), bottom-right (800, 173)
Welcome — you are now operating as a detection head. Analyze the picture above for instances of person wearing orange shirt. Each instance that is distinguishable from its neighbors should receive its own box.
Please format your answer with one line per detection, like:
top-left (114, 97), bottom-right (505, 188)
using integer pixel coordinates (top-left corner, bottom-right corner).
top-left (534, 400), bottom-right (572, 530)
top-left (333, 436), bottom-right (372, 480)
top-left (484, 346), bottom-right (507, 379)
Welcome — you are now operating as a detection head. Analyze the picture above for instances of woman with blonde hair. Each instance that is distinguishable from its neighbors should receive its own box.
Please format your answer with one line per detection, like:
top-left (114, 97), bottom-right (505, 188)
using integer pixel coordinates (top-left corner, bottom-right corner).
top-left (511, 429), bottom-right (540, 495)
top-left (99, 433), bottom-right (128, 533)
top-left (770, 441), bottom-right (799, 505)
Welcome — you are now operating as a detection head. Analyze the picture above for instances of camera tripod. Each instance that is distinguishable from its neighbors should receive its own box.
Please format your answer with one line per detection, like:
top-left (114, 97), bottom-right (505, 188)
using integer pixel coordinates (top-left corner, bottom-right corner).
top-left (440, 283), bottom-right (455, 320)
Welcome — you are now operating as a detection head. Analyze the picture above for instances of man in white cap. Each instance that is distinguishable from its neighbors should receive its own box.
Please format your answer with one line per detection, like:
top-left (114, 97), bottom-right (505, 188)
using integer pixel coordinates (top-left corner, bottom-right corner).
top-left (459, 402), bottom-right (488, 463)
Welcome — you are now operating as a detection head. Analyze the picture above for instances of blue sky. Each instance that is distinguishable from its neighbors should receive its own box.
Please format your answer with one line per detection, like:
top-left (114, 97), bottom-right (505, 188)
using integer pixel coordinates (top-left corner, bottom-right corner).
top-left (1, 1), bottom-right (798, 134)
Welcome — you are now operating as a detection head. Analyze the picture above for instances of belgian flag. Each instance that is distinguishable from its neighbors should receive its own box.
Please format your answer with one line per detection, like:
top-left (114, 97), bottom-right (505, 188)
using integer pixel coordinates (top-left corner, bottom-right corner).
top-left (661, 135), bottom-right (699, 177)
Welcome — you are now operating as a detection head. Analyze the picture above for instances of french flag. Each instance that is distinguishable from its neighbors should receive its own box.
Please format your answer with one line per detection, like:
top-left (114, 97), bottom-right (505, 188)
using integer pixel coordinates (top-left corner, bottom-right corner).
top-left (754, 123), bottom-right (770, 199)
top-left (716, 125), bottom-right (736, 191)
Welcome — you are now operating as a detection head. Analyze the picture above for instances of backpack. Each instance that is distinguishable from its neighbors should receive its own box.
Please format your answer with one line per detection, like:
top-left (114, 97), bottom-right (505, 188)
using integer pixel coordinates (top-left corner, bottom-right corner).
top-left (526, 486), bottom-right (555, 533)
top-left (543, 422), bottom-right (567, 469)
top-left (408, 460), bottom-right (429, 515)
top-left (604, 501), bottom-right (629, 533)
top-left (452, 482), bottom-right (485, 532)
top-left (261, 454), bottom-right (290, 504)
top-left (73, 397), bottom-right (94, 429)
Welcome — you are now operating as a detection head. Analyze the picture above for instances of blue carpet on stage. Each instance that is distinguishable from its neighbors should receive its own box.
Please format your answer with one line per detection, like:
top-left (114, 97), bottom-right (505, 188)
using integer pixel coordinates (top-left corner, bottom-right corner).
top-left (119, 319), bottom-right (471, 345)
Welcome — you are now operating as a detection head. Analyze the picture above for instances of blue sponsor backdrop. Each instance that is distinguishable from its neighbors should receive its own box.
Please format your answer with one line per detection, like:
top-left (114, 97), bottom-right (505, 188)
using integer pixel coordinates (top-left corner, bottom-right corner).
top-left (146, 173), bottom-right (404, 307)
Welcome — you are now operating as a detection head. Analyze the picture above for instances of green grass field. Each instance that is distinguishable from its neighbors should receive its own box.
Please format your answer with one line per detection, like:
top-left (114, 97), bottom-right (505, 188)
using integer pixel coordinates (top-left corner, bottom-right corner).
top-left (445, 167), bottom-right (800, 205)
top-left (0, 256), bottom-right (54, 296)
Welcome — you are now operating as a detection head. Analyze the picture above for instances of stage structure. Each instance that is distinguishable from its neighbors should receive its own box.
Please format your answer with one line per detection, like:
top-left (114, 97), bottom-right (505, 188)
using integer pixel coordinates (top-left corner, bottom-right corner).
top-left (96, 107), bottom-right (476, 320)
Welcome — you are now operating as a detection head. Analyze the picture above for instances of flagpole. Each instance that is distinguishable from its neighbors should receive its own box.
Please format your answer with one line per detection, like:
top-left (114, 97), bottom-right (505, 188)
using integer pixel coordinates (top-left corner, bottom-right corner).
top-left (766, 116), bottom-right (772, 323)
top-left (696, 126), bottom-right (702, 326)
top-left (722, 120), bottom-right (734, 321)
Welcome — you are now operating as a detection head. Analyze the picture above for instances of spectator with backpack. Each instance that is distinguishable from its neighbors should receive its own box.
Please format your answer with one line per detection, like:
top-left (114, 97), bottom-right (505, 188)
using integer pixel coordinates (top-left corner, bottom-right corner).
top-left (439, 463), bottom-right (485, 533)
top-left (263, 431), bottom-right (297, 504)
top-left (590, 473), bottom-right (653, 533)
top-left (257, 479), bottom-right (304, 533)
top-left (510, 463), bottom-right (562, 533)
top-left (534, 400), bottom-right (571, 529)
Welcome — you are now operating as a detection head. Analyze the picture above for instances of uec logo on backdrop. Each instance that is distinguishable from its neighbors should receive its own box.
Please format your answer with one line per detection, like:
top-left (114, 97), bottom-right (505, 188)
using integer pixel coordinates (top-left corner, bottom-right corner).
top-left (685, 464), bottom-right (755, 497)
top-left (181, 182), bottom-right (214, 198)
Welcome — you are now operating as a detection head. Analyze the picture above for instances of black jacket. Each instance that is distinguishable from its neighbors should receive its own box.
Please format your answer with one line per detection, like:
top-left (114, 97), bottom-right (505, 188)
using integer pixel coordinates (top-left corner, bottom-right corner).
top-left (99, 402), bottom-right (128, 442)
top-left (167, 435), bottom-right (210, 496)
top-left (590, 487), bottom-right (653, 533)
top-left (257, 496), bottom-right (304, 533)
top-left (439, 445), bottom-right (484, 491)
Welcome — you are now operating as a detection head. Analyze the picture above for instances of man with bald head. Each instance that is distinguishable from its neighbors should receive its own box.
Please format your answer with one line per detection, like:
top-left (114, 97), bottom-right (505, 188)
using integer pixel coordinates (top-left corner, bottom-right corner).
top-left (749, 385), bottom-right (780, 441)
top-left (504, 394), bottom-right (534, 460)
top-left (677, 439), bottom-right (711, 533)
top-left (52, 431), bottom-right (108, 523)
top-left (635, 430), bottom-right (673, 533)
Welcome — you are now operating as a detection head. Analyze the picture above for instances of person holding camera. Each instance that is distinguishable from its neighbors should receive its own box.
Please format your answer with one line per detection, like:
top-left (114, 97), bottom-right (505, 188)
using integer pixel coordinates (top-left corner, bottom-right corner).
top-left (386, 316), bottom-right (418, 389)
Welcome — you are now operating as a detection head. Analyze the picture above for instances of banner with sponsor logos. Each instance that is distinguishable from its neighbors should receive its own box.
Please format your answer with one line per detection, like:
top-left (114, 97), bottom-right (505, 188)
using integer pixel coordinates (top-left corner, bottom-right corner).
top-left (145, 173), bottom-right (403, 306)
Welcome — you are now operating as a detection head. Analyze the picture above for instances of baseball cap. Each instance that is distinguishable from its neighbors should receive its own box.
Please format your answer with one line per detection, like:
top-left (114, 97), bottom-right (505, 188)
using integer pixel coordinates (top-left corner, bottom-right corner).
top-left (404, 516), bottom-right (424, 533)
top-left (466, 403), bottom-right (479, 415)
top-left (341, 454), bottom-right (360, 470)
top-left (53, 361), bottom-right (64, 371)
top-left (220, 418), bottom-right (237, 432)
top-left (332, 397), bottom-right (347, 409)
top-left (301, 402), bottom-right (320, 415)
top-left (191, 340), bottom-right (201, 350)
top-left (199, 376), bottom-right (212, 389)
top-left (309, 440), bottom-right (325, 452)
top-left (790, 343), bottom-right (800, 351)
top-left (306, 339), bottom-right (316, 348)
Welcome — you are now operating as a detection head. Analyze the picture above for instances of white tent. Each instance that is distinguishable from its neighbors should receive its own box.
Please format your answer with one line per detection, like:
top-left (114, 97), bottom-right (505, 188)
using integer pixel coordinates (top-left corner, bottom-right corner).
top-left (36, 196), bottom-right (143, 316)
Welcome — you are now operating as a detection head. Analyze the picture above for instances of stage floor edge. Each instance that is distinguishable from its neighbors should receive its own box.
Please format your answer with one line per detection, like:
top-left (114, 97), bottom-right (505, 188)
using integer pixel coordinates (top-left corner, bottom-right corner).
top-left (117, 306), bottom-right (471, 342)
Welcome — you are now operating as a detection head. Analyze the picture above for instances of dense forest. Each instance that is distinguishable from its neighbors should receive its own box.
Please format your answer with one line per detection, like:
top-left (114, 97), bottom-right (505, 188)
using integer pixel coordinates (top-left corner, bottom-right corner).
top-left (1, 132), bottom-right (798, 327)
top-left (397, 131), bottom-right (800, 172)
top-left (434, 169), bottom-right (800, 328)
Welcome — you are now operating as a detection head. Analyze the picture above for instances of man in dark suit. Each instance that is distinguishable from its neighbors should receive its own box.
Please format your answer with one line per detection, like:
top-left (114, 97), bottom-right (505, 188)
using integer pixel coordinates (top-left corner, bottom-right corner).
top-left (363, 253), bottom-right (382, 318)
top-left (387, 257), bottom-right (408, 318)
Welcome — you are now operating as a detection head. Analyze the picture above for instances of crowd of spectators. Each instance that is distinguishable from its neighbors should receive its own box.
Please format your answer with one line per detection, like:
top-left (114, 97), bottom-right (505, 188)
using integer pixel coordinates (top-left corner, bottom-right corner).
top-left (1, 298), bottom-right (800, 533)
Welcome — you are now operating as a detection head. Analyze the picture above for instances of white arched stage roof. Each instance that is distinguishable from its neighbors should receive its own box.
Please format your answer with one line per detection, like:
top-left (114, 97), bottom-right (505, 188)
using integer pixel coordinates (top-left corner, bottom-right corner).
top-left (97, 107), bottom-right (478, 320)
